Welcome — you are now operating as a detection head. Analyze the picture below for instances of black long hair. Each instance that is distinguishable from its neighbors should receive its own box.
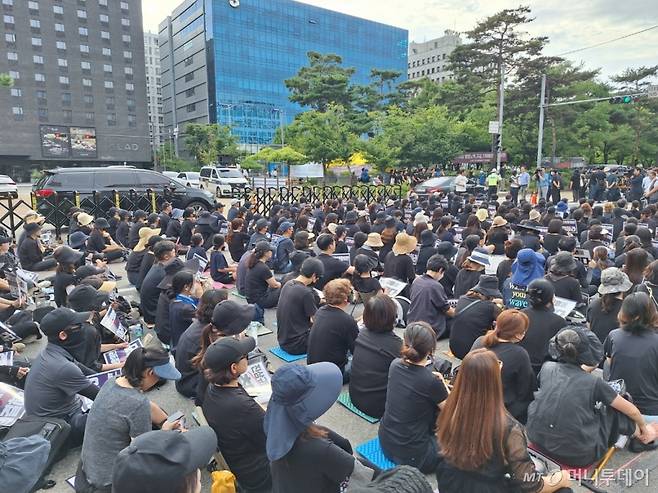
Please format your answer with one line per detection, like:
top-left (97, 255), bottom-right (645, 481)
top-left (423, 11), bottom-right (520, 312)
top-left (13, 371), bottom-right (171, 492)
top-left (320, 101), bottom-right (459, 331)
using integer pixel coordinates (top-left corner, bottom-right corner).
top-left (121, 347), bottom-right (169, 388)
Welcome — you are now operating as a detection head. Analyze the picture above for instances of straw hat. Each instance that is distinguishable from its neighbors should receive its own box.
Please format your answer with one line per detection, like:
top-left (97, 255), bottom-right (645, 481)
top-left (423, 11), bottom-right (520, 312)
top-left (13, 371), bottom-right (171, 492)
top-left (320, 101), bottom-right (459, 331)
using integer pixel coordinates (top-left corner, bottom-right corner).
top-left (413, 213), bottom-right (432, 230)
top-left (392, 232), bottom-right (418, 255)
top-left (529, 210), bottom-right (541, 222)
top-left (491, 216), bottom-right (508, 228)
top-left (134, 227), bottom-right (161, 252)
top-left (77, 212), bottom-right (94, 226)
top-left (475, 209), bottom-right (489, 222)
top-left (365, 232), bottom-right (383, 248)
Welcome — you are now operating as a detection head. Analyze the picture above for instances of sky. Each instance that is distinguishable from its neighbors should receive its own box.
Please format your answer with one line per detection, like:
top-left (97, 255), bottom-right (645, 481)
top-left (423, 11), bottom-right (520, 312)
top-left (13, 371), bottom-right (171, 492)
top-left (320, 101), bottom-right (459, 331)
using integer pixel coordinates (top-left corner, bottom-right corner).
top-left (141, 0), bottom-right (658, 81)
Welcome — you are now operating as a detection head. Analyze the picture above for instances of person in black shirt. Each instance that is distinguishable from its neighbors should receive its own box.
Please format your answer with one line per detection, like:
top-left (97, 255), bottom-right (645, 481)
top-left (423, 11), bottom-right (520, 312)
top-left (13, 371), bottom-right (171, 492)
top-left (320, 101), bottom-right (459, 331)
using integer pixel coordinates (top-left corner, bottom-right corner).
top-left (484, 216), bottom-right (509, 255)
top-left (140, 241), bottom-right (176, 325)
top-left (349, 294), bottom-right (402, 419)
top-left (227, 218), bottom-right (249, 263)
top-left (471, 309), bottom-right (535, 423)
top-left (179, 208), bottom-right (196, 247)
top-left (353, 233), bottom-right (383, 273)
top-left (17, 222), bottom-right (56, 271)
top-left (383, 232), bottom-right (416, 285)
top-left (194, 212), bottom-right (218, 249)
top-left (114, 210), bottom-right (131, 248)
top-left (351, 254), bottom-right (383, 303)
top-left (165, 208), bottom-right (183, 240)
top-left (125, 227), bottom-right (160, 287)
top-left (379, 322), bottom-right (449, 473)
top-left (587, 267), bottom-right (632, 343)
top-left (245, 241), bottom-right (281, 311)
top-left (127, 210), bottom-right (148, 250)
top-left (520, 279), bottom-right (566, 374)
top-left (315, 234), bottom-right (354, 290)
top-left (52, 246), bottom-right (83, 307)
top-left (276, 258), bottom-right (323, 355)
top-left (307, 279), bottom-right (359, 381)
top-left (415, 229), bottom-right (438, 275)
top-left (86, 218), bottom-right (125, 263)
top-left (544, 252), bottom-right (583, 305)
top-left (202, 336), bottom-right (271, 493)
top-left (136, 235), bottom-right (163, 291)
top-left (248, 219), bottom-right (270, 250)
top-left (157, 202), bottom-right (172, 236)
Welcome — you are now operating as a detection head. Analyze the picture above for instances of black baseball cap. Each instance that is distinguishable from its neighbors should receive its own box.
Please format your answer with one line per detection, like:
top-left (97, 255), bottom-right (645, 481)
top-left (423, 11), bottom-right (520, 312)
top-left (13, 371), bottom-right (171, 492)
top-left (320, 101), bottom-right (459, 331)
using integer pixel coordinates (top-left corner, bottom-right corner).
top-left (67, 284), bottom-right (109, 312)
top-left (111, 427), bottom-right (217, 493)
top-left (203, 336), bottom-right (256, 372)
top-left (211, 300), bottom-right (254, 335)
top-left (40, 307), bottom-right (91, 337)
top-left (0, 236), bottom-right (10, 245)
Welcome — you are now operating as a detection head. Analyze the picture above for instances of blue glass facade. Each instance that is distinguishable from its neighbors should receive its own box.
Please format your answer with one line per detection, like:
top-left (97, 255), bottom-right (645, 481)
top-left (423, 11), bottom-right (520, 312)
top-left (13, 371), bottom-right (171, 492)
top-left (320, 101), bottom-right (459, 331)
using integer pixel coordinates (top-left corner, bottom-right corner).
top-left (203, 0), bottom-right (408, 146)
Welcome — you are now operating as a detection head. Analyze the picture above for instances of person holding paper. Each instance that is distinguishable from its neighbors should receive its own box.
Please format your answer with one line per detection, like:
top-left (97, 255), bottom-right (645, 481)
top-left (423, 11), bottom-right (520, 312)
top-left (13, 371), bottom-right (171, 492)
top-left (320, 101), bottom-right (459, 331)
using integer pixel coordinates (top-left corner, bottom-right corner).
top-left (17, 222), bottom-right (56, 271)
top-left (76, 347), bottom-right (183, 492)
top-left (208, 234), bottom-right (236, 285)
top-left (202, 336), bottom-right (272, 493)
top-left (315, 234), bottom-right (355, 290)
top-left (86, 217), bottom-right (125, 264)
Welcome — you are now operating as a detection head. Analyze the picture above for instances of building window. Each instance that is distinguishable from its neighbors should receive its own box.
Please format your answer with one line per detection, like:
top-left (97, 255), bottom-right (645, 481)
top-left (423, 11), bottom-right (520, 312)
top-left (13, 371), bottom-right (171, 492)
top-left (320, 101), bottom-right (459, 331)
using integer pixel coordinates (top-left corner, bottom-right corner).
top-left (104, 80), bottom-right (113, 89)
top-left (34, 73), bottom-right (45, 82)
top-left (55, 23), bottom-right (64, 32)
top-left (185, 87), bottom-right (195, 97)
top-left (101, 31), bottom-right (110, 40)
top-left (120, 1), bottom-right (129, 10)
top-left (81, 61), bottom-right (91, 70)
top-left (82, 78), bottom-right (92, 87)
top-left (56, 41), bottom-right (66, 50)
top-left (28, 1), bottom-right (38, 10)
top-left (61, 92), bottom-right (71, 105)
top-left (107, 113), bottom-right (116, 126)
top-left (121, 18), bottom-right (130, 27)
top-left (83, 94), bottom-right (93, 105)
top-left (85, 112), bottom-right (94, 123)
top-left (79, 27), bottom-right (88, 36)
top-left (57, 58), bottom-right (68, 68)
top-left (103, 64), bottom-right (112, 73)
top-left (10, 88), bottom-right (21, 97)
top-left (105, 96), bottom-right (115, 109)
top-left (184, 56), bottom-right (193, 66)
top-left (53, 5), bottom-right (63, 14)
top-left (80, 44), bottom-right (89, 53)
top-left (63, 110), bottom-right (72, 122)
top-left (186, 103), bottom-right (196, 113)
top-left (38, 108), bottom-right (48, 121)
top-left (124, 67), bottom-right (133, 75)
top-left (123, 50), bottom-right (132, 59)
top-left (31, 37), bottom-right (42, 46)
top-left (127, 98), bottom-right (135, 110)
top-left (5, 33), bottom-right (15, 43)
top-left (102, 47), bottom-right (111, 56)
top-left (33, 55), bottom-right (43, 64)
top-left (12, 107), bottom-right (23, 120)
top-left (7, 52), bottom-right (17, 61)
top-left (99, 14), bottom-right (108, 23)
top-left (36, 90), bottom-right (46, 102)
top-left (128, 114), bottom-right (137, 128)
top-left (99, 0), bottom-right (107, 6)
top-left (2, 0), bottom-right (13, 6)
top-left (30, 19), bottom-right (40, 29)
top-left (4, 15), bottom-right (14, 24)
top-left (77, 9), bottom-right (86, 19)
top-left (8, 70), bottom-right (18, 79)
top-left (122, 34), bottom-right (131, 43)
top-left (184, 72), bottom-right (194, 82)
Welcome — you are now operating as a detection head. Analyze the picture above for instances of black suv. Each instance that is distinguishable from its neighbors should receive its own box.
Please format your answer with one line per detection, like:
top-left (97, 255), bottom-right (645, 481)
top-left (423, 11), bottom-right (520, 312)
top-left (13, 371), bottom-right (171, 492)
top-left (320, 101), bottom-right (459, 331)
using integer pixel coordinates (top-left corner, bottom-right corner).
top-left (33, 167), bottom-right (216, 218)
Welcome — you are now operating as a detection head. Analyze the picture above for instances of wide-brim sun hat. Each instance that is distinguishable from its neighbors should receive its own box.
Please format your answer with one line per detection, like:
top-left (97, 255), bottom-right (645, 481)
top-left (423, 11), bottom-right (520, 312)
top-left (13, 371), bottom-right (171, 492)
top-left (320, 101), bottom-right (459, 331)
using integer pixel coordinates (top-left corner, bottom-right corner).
top-left (475, 209), bottom-right (489, 222)
top-left (54, 245), bottom-right (83, 265)
top-left (471, 274), bottom-right (502, 299)
top-left (492, 216), bottom-right (508, 228)
top-left (413, 213), bottom-right (432, 230)
top-left (392, 232), bottom-right (417, 255)
top-left (365, 233), bottom-right (384, 248)
top-left (77, 213), bottom-right (94, 226)
top-left (529, 210), bottom-right (541, 222)
top-left (598, 267), bottom-right (633, 295)
top-left (467, 248), bottom-right (490, 267)
top-left (436, 241), bottom-right (457, 260)
top-left (134, 227), bottom-right (161, 252)
top-left (264, 362), bottom-right (343, 461)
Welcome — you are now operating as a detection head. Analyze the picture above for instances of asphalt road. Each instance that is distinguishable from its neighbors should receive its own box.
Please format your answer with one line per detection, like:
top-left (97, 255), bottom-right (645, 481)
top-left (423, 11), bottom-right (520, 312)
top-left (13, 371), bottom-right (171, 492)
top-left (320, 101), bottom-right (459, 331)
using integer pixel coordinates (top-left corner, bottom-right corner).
top-left (14, 255), bottom-right (657, 493)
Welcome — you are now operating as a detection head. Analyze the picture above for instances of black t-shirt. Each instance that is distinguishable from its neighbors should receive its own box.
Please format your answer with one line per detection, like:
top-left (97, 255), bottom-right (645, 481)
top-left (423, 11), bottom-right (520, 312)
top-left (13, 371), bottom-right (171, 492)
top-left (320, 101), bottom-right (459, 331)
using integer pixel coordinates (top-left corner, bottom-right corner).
top-left (307, 305), bottom-right (359, 371)
top-left (271, 430), bottom-right (354, 493)
top-left (174, 319), bottom-right (204, 398)
top-left (449, 296), bottom-right (498, 360)
top-left (116, 221), bottom-right (130, 247)
top-left (383, 252), bottom-right (415, 285)
top-left (349, 329), bottom-right (402, 419)
top-left (125, 249), bottom-right (146, 274)
top-left (587, 297), bottom-right (623, 343)
top-left (605, 328), bottom-right (658, 415)
top-left (486, 229), bottom-right (508, 255)
top-left (351, 276), bottom-right (381, 294)
top-left (520, 306), bottom-right (566, 372)
top-left (140, 263), bottom-right (165, 324)
top-left (128, 222), bottom-right (144, 249)
top-left (453, 269), bottom-right (483, 299)
top-left (245, 261), bottom-right (274, 305)
top-left (87, 230), bottom-right (107, 253)
top-left (228, 231), bottom-right (249, 262)
top-left (379, 358), bottom-right (448, 462)
top-left (203, 385), bottom-right (271, 490)
top-left (415, 246), bottom-right (438, 275)
top-left (17, 236), bottom-right (43, 269)
top-left (53, 271), bottom-right (77, 307)
top-left (542, 233), bottom-right (564, 255)
top-left (165, 219), bottom-right (181, 239)
top-left (276, 280), bottom-right (318, 355)
top-left (439, 264), bottom-right (459, 299)
top-left (180, 219), bottom-right (195, 246)
top-left (496, 258), bottom-right (513, 290)
top-left (472, 338), bottom-right (535, 423)
top-left (316, 253), bottom-right (349, 290)
top-left (545, 274), bottom-right (582, 304)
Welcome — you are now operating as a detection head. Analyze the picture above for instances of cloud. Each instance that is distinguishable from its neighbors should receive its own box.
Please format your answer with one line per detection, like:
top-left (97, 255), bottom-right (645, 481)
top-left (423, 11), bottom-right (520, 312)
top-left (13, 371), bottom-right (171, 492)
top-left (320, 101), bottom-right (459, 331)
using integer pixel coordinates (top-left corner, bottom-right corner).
top-left (141, 0), bottom-right (658, 79)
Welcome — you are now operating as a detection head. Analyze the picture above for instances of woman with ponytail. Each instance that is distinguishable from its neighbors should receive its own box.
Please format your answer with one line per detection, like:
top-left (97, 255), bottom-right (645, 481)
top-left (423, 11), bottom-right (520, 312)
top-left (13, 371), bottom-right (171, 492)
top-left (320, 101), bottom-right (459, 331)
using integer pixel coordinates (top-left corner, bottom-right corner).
top-left (76, 348), bottom-right (183, 492)
top-left (378, 322), bottom-right (449, 473)
top-left (436, 349), bottom-right (572, 493)
top-left (168, 270), bottom-right (203, 350)
top-left (471, 309), bottom-right (535, 423)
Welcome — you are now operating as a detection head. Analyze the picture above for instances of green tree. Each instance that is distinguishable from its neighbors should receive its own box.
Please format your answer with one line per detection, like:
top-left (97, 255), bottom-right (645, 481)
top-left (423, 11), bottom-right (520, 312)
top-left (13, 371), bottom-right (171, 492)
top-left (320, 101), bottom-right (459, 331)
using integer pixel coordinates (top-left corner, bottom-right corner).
top-left (183, 124), bottom-right (238, 165)
top-left (284, 52), bottom-right (355, 111)
top-left (0, 73), bottom-right (13, 88)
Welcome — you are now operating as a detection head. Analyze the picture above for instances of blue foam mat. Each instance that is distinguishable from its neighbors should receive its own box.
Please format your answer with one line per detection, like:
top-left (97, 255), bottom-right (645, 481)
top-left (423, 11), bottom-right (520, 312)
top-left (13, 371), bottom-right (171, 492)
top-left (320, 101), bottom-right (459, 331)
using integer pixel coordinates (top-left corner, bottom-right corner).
top-left (269, 347), bottom-right (307, 362)
top-left (355, 437), bottom-right (396, 470)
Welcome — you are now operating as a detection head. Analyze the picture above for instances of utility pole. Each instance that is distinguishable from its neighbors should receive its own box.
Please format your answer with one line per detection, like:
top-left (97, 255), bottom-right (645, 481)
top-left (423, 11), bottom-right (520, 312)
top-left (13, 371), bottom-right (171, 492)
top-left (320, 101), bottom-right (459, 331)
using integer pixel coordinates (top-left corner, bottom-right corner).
top-left (536, 74), bottom-right (547, 169)
top-left (496, 64), bottom-right (505, 171)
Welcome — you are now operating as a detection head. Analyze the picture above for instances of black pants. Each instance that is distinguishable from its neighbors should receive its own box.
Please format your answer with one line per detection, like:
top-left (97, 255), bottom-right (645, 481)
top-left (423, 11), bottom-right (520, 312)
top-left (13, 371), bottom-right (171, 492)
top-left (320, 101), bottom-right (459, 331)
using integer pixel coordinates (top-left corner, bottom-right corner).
top-left (74, 461), bottom-right (111, 493)
top-left (100, 250), bottom-right (124, 263)
top-left (25, 257), bottom-right (57, 271)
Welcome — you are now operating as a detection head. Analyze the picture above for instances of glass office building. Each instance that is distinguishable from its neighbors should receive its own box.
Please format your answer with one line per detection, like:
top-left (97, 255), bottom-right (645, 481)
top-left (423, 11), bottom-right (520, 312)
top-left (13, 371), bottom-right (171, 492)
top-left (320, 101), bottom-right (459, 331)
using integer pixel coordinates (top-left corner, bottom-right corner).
top-left (160, 0), bottom-right (408, 152)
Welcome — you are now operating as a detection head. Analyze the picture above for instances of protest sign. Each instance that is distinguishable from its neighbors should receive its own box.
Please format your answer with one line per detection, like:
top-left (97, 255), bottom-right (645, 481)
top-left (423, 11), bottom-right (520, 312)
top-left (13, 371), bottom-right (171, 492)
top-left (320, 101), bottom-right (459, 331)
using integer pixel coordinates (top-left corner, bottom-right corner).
top-left (86, 368), bottom-right (123, 388)
top-left (102, 339), bottom-right (143, 365)
top-left (100, 307), bottom-right (129, 342)
top-left (0, 383), bottom-right (25, 427)
top-left (345, 237), bottom-right (355, 251)
top-left (0, 321), bottom-right (21, 344)
top-left (562, 219), bottom-right (577, 235)
top-left (508, 283), bottom-right (529, 310)
top-left (307, 217), bottom-right (316, 232)
top-left (379, 277), bottom-right (408, 298)
top-left (553, 296), bottom-right (577, 319)
top-left (332, 253), bottom-right (351, 264)
top-left (239, 358), bottom-right (272, 406)
top-left (0, 350), bottom-right (13, 367)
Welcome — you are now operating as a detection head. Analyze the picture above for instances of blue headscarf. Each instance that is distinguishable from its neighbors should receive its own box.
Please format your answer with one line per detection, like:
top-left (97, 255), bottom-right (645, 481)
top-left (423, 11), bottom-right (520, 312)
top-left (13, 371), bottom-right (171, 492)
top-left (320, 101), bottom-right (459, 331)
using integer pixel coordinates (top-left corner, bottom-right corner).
top-left (511, 248), bottom-right (546, 287)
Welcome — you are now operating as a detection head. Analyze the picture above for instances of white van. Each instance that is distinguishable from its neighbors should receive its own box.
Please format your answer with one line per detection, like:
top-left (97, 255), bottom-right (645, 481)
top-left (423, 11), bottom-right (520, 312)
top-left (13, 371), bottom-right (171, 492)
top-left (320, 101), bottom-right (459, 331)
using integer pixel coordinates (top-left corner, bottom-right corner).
top-left (199, 166), bottom-right (249, 197)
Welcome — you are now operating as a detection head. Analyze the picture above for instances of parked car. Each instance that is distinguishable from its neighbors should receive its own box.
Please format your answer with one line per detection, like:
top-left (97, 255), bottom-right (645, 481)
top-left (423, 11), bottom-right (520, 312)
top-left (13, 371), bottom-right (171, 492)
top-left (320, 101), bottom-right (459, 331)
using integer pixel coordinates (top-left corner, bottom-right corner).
top-left (0, 175), bottom-right (18, 198)
top-left (413, 176), bottom-right (485, 196)
top-left (33, 167), bottom-right (216, 219)
top-left (199, 166), bottom-right (249, 197)
top-left (176, 171), bottom-right (200, 188)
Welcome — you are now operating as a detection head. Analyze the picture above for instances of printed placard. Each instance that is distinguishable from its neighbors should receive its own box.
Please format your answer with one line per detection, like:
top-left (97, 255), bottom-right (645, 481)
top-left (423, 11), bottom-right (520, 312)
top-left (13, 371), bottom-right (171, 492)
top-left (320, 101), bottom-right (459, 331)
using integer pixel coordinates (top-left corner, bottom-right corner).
top-left (562, 219), bottom-right (577, 235)
top-left (86, 368), bottom-right (123, 388)
top-left (193, 253), bottom-right (208, 273)
top-left (409, 248), bottom-right (419, 266)
top-left (601, 224), bottom-right (614, 236)
top-left (219, 222), bottom-right (229, 235)
top-left (0, 321), bottom-right (21, 344)
top-left (404, 209), bottom-right (412, 220)
top-left (508, 283), bottom-right (529, 310)
top-left (553, 296), bottom-right (577, 319)
top-left (332, 253), bottom-right (351, 264)
top-left (0, 382), bottom-right (25, 427)
top-left (0, 350), bottom-right (14, 366)
top-left (345, 237), bottom-right (355, 251)
top-left (379, 277), bottom-right (408, 298)
top-left (102, 339), bottom-right (143, 365)
top-left (307, 217), bottom-right (316, 232)
top-left (100, 307), bottom-right (129, 342)
top-left (453, 227), bottom-right (464, 244)
top-left (239, 358), bottom-right (272, 405)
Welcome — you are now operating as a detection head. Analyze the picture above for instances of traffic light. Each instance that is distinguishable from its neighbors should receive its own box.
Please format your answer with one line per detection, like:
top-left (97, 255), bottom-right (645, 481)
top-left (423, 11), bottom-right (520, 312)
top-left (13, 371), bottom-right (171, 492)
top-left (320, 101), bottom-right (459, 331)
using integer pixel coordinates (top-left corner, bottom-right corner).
top-left (609, 95), bottom-right (635, 104)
